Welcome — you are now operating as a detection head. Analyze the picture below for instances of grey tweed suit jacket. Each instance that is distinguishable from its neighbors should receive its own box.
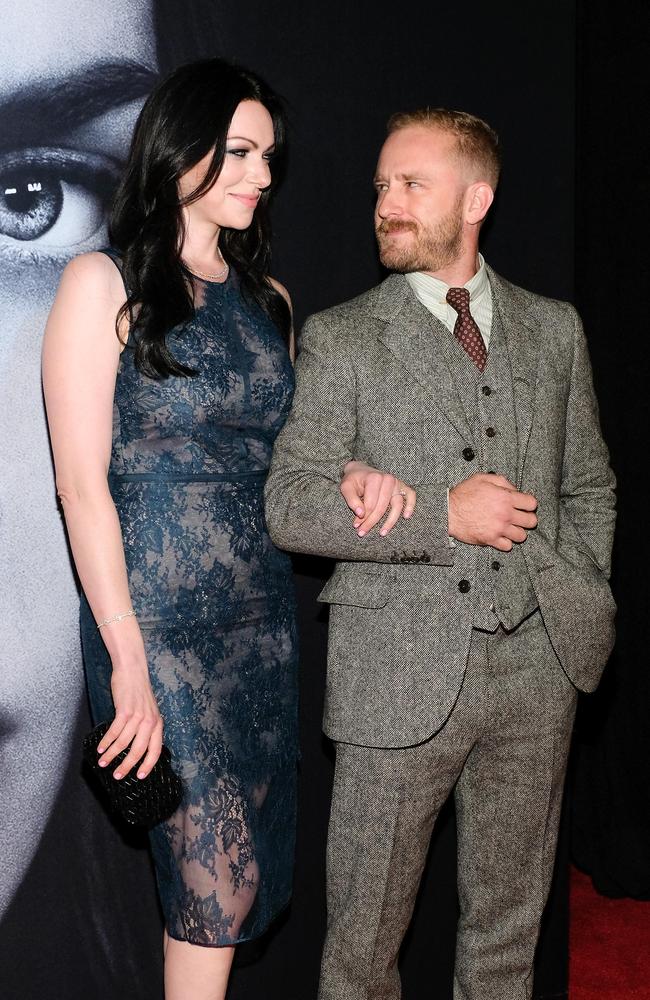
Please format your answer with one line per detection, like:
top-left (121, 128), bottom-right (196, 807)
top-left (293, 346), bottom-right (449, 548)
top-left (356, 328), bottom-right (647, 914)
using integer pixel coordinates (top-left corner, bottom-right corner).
top-left (265, 268), bottom-right (616, 747)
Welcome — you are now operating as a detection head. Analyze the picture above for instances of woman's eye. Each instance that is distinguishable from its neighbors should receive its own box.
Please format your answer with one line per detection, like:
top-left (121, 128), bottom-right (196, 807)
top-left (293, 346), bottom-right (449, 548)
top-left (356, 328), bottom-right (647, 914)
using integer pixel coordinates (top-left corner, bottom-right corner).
top-left (227, 148), bottom-right (248, 158)
top-left (0, 148), bottom-right (119, 254)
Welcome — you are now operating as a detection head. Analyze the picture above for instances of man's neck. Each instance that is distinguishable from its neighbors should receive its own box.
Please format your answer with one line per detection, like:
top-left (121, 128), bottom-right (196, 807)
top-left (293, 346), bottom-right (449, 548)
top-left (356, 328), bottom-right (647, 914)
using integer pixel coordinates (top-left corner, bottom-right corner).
top-left (421, 249), bottom-right (481, 287)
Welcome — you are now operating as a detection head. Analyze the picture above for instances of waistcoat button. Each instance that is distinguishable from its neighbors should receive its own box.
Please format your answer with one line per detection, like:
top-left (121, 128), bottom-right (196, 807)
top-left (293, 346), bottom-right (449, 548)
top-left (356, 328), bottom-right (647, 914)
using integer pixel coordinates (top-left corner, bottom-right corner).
top-left (481, 385), bottom-right (492, 396)
top-left (462, 447), bottom-right (475, 461)
top-left (485, 427), bottom-right (496, 438)
top-left (458, 579), bottom-right (471, 593)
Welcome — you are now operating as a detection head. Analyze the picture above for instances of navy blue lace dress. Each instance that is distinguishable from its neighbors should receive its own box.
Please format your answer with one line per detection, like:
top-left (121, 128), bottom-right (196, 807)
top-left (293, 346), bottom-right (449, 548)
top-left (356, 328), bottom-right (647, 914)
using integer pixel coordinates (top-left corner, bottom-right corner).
top-left (80, 258), bottom-right (298, 947)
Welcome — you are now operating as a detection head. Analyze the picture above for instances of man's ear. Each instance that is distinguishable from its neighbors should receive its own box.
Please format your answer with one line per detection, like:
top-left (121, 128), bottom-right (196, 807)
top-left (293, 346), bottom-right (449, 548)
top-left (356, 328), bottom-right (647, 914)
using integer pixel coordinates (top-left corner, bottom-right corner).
top-left (465, 181), bottom-right (494, 226)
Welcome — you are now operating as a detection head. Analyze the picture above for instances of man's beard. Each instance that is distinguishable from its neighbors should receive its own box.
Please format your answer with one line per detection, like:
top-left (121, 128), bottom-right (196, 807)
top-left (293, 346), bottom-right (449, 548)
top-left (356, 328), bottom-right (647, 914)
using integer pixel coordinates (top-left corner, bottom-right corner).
top-left (376, 200), bottom-right (464, 273)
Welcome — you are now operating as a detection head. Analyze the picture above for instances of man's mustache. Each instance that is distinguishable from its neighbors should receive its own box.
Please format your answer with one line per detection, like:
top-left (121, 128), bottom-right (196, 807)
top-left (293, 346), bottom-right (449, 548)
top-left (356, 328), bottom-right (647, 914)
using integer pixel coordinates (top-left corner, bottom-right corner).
top-left (376, 220), bottom-right (418, 236)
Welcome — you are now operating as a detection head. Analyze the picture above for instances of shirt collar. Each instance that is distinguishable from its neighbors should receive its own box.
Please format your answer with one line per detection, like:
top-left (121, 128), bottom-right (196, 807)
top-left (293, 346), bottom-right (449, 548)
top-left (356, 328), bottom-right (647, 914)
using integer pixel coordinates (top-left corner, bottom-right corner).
top-left (405, 253), bottom-right (489, 306)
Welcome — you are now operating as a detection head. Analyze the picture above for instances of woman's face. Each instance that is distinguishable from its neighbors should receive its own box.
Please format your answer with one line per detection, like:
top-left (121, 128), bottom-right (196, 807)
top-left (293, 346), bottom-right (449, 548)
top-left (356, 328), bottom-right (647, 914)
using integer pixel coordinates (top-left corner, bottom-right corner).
top-left (0, 0), bottom-right (157, 917)
top-left (179, 100), bottom-right (276, 232)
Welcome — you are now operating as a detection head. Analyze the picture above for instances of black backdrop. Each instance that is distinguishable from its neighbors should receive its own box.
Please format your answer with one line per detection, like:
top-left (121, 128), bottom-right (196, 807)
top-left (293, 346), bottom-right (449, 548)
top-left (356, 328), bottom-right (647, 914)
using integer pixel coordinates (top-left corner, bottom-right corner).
top-left (570, 0), bottom-right (650, 901)
top-left (5, 2), bottom-right (641, 998)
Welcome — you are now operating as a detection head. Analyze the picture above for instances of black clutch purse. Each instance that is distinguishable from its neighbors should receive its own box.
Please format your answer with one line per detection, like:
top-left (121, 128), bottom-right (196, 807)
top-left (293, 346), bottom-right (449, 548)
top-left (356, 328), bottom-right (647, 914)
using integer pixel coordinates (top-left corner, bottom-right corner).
top-left (82, 721), bottom-right (183, 828)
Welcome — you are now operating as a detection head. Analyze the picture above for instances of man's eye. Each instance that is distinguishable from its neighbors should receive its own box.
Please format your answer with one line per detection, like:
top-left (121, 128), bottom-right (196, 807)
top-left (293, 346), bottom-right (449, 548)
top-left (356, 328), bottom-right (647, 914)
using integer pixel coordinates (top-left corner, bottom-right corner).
top-left (0, 148), bottom-right (118, 252)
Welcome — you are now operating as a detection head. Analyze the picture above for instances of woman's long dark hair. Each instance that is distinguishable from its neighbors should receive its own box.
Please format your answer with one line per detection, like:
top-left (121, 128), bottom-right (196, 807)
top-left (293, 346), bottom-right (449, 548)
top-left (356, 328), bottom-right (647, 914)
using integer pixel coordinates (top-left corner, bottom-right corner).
top-left (109, 58), bottom-right (290, 379)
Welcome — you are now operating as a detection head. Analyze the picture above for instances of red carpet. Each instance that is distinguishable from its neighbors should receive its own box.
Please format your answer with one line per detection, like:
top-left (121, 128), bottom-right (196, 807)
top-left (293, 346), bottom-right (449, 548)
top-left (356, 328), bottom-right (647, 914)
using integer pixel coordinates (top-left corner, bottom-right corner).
top-left (570, 866), bottom-right (650, 998)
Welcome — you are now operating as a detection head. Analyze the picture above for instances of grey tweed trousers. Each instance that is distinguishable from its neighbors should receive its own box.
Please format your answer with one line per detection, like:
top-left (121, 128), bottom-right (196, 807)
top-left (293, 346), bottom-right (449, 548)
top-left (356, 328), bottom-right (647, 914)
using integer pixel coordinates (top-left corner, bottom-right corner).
top-left (318, 611), bottom-right (578, 1000)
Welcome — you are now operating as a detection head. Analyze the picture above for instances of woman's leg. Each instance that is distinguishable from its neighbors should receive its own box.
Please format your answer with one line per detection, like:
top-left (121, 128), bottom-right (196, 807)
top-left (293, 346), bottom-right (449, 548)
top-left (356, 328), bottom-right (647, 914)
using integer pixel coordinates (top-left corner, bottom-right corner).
top-left (164, 939), bottom-right (235, 1000)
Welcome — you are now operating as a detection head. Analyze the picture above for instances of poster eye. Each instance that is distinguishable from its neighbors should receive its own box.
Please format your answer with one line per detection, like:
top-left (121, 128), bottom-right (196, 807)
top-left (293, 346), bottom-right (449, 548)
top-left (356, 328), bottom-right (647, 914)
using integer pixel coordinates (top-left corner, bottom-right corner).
top-left (0, 148), bottom-right (119, 252)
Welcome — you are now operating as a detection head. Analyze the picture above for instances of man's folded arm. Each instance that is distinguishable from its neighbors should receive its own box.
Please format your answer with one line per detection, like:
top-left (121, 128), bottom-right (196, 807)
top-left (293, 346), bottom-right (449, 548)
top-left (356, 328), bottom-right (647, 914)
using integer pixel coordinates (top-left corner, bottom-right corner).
top-left (265, 316), bottom-right (454, 565)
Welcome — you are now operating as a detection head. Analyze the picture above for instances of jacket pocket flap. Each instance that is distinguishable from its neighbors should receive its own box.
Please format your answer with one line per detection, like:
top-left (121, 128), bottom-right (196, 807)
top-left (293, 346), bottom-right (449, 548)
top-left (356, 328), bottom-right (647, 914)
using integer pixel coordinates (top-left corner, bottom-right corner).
top-left (317, 572), bottom-right (390, 608)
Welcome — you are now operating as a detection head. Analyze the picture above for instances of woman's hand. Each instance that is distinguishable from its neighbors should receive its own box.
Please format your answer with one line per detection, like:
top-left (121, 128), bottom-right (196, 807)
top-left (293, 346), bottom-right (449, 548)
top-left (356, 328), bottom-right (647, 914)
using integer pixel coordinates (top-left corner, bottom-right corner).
top-left (340, 461), bottom-right (416, 537)
top-left (97, 664), bottom-right (163, 780)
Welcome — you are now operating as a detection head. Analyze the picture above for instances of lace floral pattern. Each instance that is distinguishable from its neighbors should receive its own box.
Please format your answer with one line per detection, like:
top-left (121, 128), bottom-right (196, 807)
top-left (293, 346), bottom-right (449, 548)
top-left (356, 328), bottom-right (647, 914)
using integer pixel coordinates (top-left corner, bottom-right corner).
top-left (81, 262), bottom-right (298, 946)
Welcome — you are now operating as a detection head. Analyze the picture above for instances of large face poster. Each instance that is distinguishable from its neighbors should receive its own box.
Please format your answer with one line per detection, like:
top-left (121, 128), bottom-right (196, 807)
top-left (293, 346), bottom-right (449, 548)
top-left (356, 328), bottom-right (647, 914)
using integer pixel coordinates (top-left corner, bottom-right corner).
top-left (0, 0), bottom-right (219, 925)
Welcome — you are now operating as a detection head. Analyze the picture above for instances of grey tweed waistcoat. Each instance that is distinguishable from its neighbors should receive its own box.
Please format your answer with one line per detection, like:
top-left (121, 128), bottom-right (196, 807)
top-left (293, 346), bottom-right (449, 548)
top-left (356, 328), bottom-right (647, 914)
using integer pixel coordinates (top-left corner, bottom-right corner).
top-left (433, 302), bottom-right (538, 631)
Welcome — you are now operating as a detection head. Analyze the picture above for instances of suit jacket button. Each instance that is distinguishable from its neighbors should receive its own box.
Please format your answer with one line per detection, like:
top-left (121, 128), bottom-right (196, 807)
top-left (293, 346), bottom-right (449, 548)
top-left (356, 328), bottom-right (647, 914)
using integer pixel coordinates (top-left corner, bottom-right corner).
top-left (458, 579), bottom-right (471, 593)
top-left (462, 447), bottom-right (475, 461)
top-left (482, 385), bottom-right (492, 396)
top-left (491, 560), bottom-right (501, 571)
top-left (485, 427), bottom-right (496, 438)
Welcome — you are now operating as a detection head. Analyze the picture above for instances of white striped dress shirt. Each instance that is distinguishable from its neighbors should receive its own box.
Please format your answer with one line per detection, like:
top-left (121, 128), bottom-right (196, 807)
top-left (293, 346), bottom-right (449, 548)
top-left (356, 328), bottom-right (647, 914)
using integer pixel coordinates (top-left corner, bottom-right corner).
top-left (405, 253), bottom-right (492, 348)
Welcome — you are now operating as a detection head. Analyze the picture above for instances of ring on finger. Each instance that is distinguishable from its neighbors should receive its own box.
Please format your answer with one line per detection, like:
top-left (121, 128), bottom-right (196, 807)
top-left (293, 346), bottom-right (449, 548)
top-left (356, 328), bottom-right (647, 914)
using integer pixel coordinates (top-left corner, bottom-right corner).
top-left (391, 488), bottom-right (408, 499)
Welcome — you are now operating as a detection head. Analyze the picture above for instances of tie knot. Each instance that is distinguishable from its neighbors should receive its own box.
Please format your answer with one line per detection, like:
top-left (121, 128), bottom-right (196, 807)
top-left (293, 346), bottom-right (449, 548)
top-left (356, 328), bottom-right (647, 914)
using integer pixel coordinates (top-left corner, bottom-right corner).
top-left (446, 286), bottom-right (471, 313)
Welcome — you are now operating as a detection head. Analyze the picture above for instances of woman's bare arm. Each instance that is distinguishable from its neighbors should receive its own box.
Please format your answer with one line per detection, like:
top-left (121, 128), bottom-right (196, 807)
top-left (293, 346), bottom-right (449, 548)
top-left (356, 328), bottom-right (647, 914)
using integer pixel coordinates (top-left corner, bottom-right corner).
top-left (42, 252), bottom-right (162, 779)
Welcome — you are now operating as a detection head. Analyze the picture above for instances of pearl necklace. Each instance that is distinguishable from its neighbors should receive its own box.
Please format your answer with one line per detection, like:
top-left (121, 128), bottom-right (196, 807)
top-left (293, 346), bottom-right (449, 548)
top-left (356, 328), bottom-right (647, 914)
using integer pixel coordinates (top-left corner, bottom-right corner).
top-left (183, 252), bottom-right (229, 282)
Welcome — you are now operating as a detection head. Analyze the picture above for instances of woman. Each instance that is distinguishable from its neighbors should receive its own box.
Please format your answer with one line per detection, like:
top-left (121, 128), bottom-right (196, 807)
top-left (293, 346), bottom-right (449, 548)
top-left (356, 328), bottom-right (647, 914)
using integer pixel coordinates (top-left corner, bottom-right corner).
top-left (43, 58), bottom-right (297, 1000)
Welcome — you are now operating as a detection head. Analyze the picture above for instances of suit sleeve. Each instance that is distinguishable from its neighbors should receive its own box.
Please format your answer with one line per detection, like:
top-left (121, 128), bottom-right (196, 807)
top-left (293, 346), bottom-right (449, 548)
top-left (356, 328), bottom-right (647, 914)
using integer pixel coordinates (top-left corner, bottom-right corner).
top-left (264, 314), bottom-right (454, 565)
top-left (559, 306), bottom-right (616, 576)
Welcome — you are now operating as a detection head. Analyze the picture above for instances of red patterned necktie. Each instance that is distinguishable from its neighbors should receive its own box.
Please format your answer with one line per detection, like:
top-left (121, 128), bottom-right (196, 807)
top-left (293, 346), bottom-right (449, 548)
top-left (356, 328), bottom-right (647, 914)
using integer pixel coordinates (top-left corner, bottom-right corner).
top-left (446, 286), bottom-right (487, 371)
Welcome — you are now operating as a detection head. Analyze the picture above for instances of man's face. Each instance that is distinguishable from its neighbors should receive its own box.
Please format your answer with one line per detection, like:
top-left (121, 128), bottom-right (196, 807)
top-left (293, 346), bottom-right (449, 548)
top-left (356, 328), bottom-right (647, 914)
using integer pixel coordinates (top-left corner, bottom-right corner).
top-left (374, 126), bottom-right (467, 275)
top-left (0, 0), bottom-right (157, 918)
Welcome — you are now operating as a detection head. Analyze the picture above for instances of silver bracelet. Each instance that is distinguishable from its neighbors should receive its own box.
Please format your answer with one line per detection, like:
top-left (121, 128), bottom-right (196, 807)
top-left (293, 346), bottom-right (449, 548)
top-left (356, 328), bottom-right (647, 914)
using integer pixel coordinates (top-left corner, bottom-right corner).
top-left (96, 609), bottom-right (137, 630)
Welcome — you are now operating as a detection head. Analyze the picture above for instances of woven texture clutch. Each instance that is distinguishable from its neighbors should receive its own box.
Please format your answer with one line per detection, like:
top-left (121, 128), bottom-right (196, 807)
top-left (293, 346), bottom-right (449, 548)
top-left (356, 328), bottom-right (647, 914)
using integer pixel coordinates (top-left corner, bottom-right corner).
top-left (82, 721), bottom-right (183, 827)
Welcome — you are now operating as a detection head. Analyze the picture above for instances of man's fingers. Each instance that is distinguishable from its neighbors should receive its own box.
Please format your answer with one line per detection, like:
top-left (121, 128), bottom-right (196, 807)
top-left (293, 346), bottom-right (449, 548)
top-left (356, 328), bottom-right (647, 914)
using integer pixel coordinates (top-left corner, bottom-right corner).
top-left (511, 491), bottom-right (538, 511)
top-left (494, 536), bottom-right (514, 552)
top-left (503, 525), bottom-right (528, 544)
top-left (512, 509), bottom-right (538, 529)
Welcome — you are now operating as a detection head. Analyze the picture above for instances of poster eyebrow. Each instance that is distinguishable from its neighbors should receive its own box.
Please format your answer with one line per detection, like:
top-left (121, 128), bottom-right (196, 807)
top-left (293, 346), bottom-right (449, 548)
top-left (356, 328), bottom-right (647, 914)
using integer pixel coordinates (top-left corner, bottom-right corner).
top-left (0, 61), bottom-right (158, 150)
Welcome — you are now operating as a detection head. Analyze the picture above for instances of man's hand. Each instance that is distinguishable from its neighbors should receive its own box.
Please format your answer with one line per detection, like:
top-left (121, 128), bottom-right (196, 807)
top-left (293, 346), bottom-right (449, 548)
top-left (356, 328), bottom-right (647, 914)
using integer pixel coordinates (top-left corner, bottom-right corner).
top-left (449, 473), bottom-right (538, 551)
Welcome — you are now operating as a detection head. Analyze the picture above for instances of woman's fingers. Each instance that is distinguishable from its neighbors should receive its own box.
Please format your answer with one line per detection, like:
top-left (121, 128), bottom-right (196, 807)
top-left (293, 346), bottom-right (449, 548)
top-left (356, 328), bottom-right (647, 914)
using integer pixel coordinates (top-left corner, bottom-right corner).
top-left (400, 485), bottom-right (416, 519)
top-left (96, 715), bottom-right (128, 756)
top-left (358, 480), bottom-right (416, 536)
top-left (340, 464), bottom-right (417, 536)
top-left (357, 475), bottom-right (397, 535)
top-left (340, 476), bottom-right (365, 519)
top-left (378, 485), bottom-right (416, 534)
top-left (378, 492), bottom-right (406, 536)
top-left (97, 708), bottom-right (163, 777)
top-left (97, 714), bottom-right (139, 769)
top-left (352, 471), bottom-right (388, 527)
top-left (136, 720), bottom-right (164, 780)
top-left (358, 472), bottom-right (392, 522)
top-left (114, 716), bottom-right (160, 780)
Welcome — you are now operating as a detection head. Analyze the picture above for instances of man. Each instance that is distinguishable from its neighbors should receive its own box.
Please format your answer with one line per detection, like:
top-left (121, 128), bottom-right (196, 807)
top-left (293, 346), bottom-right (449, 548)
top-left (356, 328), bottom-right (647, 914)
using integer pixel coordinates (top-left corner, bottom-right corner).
top-left (265, 108), bottom-right (615, 999)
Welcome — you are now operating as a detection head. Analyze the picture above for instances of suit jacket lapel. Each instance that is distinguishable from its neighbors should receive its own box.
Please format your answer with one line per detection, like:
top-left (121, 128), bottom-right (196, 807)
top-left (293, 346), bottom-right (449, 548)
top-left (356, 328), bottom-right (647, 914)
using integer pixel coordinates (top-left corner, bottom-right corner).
top-left (373, 275), bottom-right (474, 445)
top-left (487, 267), bottom-right (541, 486)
